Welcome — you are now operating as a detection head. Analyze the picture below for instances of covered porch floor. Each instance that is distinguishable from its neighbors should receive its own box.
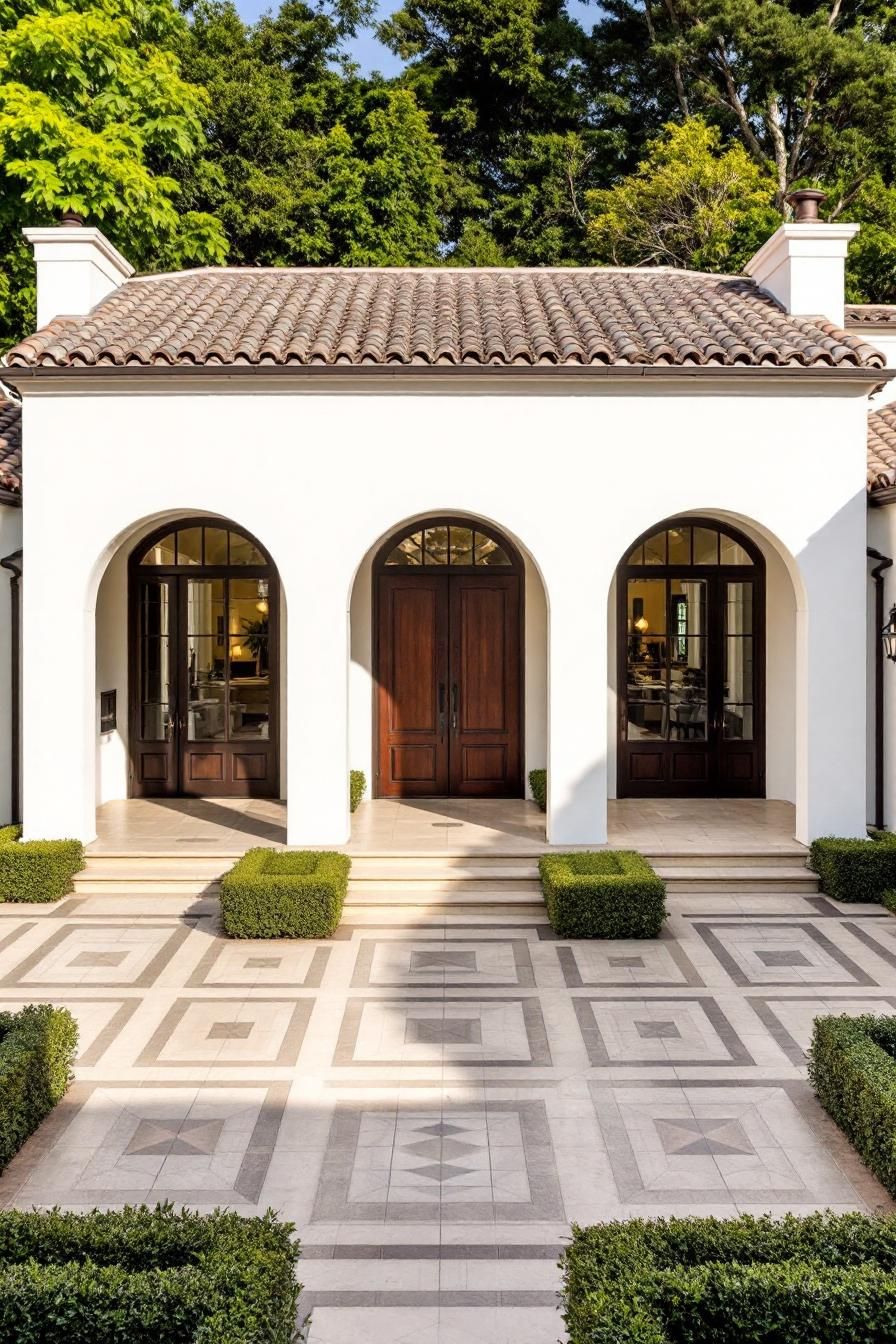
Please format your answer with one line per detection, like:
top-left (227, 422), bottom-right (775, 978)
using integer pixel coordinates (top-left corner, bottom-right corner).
top-left (90, 796), bottom-right (804, 855)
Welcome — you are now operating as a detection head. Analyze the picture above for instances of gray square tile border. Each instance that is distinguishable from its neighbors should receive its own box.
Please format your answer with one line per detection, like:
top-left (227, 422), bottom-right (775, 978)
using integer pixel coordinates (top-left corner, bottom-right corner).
top-left (0, 923), bottom-right (195, 989)
top-left (746, 994), bottom-right (896, 1065)
top-left (135, 997), bottom-right (314, 1067)
top-left (557, 931), bottom-right (704, 989)
top-left (572, 995), bottom-right (754, 1067)
top-left (692, 922), bottom-right (876, 987)
top-left (187, 938), bottom-right (331, 988)
top-left (332, 996), bottom-right (552, 1068)
top-left (311, 1099), bottom-right (564, 1223)
top-left (350, 938), bottom-right (536, 989)
top-left (0, 994), bottom-right (140, 1066)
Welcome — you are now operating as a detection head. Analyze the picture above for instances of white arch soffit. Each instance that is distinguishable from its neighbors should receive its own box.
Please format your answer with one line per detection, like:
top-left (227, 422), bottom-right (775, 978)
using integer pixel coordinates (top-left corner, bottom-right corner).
top-left (85, 508), bottom-right (288, 610)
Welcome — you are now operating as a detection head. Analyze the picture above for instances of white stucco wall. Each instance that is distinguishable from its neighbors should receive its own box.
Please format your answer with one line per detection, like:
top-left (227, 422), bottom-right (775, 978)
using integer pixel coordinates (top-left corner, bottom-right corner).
top-left (13, 373), bottom-right (872, 846)
top-left (0, 503), bottom-right (22, 824)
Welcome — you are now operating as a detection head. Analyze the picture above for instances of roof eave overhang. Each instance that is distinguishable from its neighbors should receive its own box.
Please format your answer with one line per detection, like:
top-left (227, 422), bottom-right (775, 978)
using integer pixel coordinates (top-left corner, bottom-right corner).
top-left (869, 484), bottom-right (896, 507)
top-left (0, 489), bottom-right (21, 508)
top-left (1, 362), bottom-right (891, 392)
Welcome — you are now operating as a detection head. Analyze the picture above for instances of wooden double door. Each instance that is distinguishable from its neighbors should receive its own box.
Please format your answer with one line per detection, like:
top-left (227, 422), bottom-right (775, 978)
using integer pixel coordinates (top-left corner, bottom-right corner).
top-left (376, 572), bottom-right (522, 797)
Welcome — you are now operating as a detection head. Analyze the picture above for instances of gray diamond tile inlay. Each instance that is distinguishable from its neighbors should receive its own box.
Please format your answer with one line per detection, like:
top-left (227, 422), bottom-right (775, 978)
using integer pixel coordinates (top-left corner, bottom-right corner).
top-left (69, 951), bottom-right (128, 968)
top-left (757, 950), bottom-right (811, 968)
top-left (405, 1017), bottom-right (482, 1045)
top-left (405, 1137), bottom-right (478, 1162)
top-left (207, 1021), bottom-right (253, 1040)
top-left (125, 1117), bottom-right (225, 1157)
top-left (410, 1162), bottom-right (472, 1184)
top-left (635, 1020), bottom-right (681, 1040)
top-left (656, 1117), bottom-right (754, 1157)
top-left (245, 956), bottom-right (281, 969)
top-left (417, 1122), bottom-right (464, 1137)
top-left (409, 951), bottom-right (478, 972)
top-left (609, 956), bottom-right (645, 968)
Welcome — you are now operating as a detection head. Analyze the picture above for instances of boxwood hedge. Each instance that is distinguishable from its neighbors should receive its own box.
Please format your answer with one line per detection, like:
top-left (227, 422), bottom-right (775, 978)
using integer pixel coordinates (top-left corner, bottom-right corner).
top-left (0, 827), bottom-right (84, 903)
top-left (528, 769), bottom-right (546, 812)
top-left (349, 770), bottom-right (366, 813)
top-left (808, 833), bottom-right (896, 903)
top-left (808, 1013), bottom-right (896, 1198)
top-left (0, 1205), bottom-right (300, 1342)
top-left (0, 1004), bottom-right (77, 1173)
top-left (539, 851), bottom-right (666, 938)
top-left (220, 848), bottom-right (351, 938)
top-left (563, 1211), bottom-right (896, 1344)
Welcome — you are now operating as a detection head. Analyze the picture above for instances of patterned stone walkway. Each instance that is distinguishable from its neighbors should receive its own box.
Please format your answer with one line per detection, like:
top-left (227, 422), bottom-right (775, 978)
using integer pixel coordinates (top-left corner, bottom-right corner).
top-left (0, 883), bottom-right (893, 1342)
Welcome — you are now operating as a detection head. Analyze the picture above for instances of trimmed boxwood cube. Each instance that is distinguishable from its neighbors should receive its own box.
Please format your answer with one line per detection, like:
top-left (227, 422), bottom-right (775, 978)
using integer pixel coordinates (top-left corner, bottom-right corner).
top-left (563, 1211), bottom-right (896, 1344)
top-left (0, 1004), bottom-right (77, 1173)
top-left (528, 769), bottom-right (546, 812)
top-left (349, 770), bottom-right (366, 813)
top-left (809, 1013), bottom-right (896, 1198)
top-left (539, 851), bottom-right (667, 938)
top-left (808, 833), bottom-right (896, 903)
top-left (220, 848), bottom-right (351, 938)
top-left (0, 826), bottom-right (84, 903)
top-left (0, 1205), bottom-right (301, 1342)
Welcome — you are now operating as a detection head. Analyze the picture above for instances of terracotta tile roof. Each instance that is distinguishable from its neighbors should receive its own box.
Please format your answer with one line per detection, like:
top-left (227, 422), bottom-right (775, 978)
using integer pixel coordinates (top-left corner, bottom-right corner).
top-left (0, 398), bottom-right (21, 499)
top-left (4, 268), bottom-right (885, 370)
top-left (847, 305), bottom-right (896, 325)
top-left (869, 404), bottom-right (896, 492)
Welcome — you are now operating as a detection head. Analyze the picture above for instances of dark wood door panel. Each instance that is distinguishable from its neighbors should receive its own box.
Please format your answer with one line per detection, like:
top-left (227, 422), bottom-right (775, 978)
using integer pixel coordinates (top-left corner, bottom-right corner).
top-left (449, 575), bottom-right (520, 797)
top-left (377, 575), bottom-right (449, 797)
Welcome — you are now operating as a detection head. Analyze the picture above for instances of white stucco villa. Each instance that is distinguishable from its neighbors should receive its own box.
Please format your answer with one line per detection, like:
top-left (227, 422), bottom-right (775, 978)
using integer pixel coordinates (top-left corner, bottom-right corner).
top-left (2, 191), bottom-right (896, 849)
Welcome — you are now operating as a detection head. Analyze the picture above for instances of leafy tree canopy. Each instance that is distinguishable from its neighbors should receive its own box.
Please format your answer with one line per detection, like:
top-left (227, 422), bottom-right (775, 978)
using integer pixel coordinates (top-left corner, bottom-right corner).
top-left (0, 0), bottom-right (227, 344)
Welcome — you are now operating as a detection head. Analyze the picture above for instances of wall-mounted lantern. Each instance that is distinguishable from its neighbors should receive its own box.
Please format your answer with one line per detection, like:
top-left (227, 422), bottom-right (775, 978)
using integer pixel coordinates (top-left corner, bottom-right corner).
top-left (883, 605), bottom-right (896, 663)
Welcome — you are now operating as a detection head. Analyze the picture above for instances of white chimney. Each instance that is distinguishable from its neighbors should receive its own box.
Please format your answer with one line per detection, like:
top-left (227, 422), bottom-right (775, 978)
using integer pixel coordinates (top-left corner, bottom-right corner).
top-left (745, 190), bottom-right (859, 330)
top-left (23, 212), bottom-right (133, 328)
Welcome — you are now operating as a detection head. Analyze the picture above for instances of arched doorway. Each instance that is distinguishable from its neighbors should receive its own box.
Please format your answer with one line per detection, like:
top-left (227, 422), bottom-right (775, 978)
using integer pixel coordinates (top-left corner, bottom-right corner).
top-left (129, 518), bottom-right (279, 797)
top-left (617, 517), bottom-right (765, 797)
top-left (374, 517), bottom-right (523, 797)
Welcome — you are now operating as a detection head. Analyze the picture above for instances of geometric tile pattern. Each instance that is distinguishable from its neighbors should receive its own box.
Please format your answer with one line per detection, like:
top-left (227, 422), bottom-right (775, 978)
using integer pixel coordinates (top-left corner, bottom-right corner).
top-left (0, 873), bottom-right (894, 1344)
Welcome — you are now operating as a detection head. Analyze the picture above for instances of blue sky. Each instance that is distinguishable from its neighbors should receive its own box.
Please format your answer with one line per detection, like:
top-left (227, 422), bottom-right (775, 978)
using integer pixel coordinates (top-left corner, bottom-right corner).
top-left (234, 0), bottom-right (599, 76)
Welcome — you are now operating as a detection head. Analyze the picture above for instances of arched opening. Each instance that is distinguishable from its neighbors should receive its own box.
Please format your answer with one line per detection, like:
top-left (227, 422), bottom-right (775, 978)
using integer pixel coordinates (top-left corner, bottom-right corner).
top-left (128, 516), bottom-right (280, 798)
top-left (616, 517), bottom-right (766, 797)
top-left (372, 516), bottom-right (524, 798)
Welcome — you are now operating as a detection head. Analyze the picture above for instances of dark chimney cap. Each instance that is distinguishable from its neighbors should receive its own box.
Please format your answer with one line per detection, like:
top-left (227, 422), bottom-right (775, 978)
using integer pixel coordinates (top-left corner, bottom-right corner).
top-left (60, 210), bottom-right (85, 227)
top-left (785, 189), bottom-right (826, 223)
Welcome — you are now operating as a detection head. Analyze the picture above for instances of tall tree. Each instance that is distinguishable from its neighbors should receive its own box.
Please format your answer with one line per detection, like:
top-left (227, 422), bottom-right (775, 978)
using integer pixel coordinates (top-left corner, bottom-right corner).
top-left (591, 0), bottom-right (896, 211)
top-left (0, 0), bottom-right (227, 345)
top-left (177, 0), bottom-right (446, 266)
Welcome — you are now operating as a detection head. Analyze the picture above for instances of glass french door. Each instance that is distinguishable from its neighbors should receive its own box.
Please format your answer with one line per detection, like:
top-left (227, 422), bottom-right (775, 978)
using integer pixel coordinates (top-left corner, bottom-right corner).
top-left (618, 522), bottom-right (764, 797)
top-left (132, 567), bottom-right (277, 797)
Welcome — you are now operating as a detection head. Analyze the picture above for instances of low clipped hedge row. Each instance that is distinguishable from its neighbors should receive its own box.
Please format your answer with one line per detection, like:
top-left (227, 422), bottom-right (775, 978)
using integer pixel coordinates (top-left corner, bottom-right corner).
top-left (0, 1005), bottom-right (77, 1173)
top-left (808, 1013), bottom-right (896, 1198)
top-left (539, 851), bottom-right (667, 938)
top-left (221, 848), bottom-right (351, 938)
top-left (809, 832), bottom-right (896, 903)
top-left (349, 770), bottom-right (366, 813)
top-left (0, 1206), bottom-right (300, 1342)
top-left (528, 769), bottom-right (546, 812)
top-left (562, 1211), bottom-right (896, 1343)
top-left (0, 827), bottom-right (84, 903)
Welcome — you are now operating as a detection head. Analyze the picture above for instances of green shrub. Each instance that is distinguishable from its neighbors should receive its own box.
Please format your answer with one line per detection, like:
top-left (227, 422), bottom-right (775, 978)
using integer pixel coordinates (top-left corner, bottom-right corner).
top-left (808, 1013), bottom-right (896, 1198)
top-left (0, 827), bottom-right (84, 903)
top-left (808, 834), bottom-right (896, 903)
top-left (349, 770), bottom-right (366, 813)
top-left (0, 1005), bottom-right (77, 1172)
top-left (0, 1205), bottom-right (300, 1342)
top-left (528, 769), bottom-right (546, 812)
top-left (562, 1211), bottom-right (896, 1344)
top-left (539, 851), bottom-right (666, 938)
top-left (220, 848), bottom-right (351, 938)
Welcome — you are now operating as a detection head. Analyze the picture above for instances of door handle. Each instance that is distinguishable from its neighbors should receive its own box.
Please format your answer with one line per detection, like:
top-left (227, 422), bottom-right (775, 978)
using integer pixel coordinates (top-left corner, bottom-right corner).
top-left (438, 682), bottom-right (446, 740)
top-left (451, 683), bottom-right (458, 731)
